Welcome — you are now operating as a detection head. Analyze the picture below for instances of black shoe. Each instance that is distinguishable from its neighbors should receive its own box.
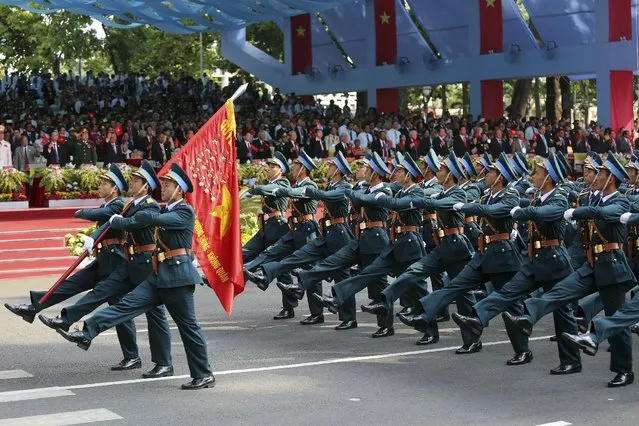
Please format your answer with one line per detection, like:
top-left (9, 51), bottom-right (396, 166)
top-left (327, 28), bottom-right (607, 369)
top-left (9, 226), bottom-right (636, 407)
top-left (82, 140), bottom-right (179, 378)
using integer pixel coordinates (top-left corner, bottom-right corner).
top-left (631, 323), bottom-right (639, 336)
top-left (560, 332), bottom-right (599, 356)
top-left (335, 320), bottom-right (358, 330)
top-left (38, 314), bottom-right (71, 332)
top-left (57, 328), bottom-right (91, 351)
top-left (273, 309), bottom-right (295, 320)
top-left (506, 351), bottom-right (533, 366)
top-left (4, 303), bottom-right (36, 323)
top-left (313, 293), bottom-right (338, 314)
top-left (436, 313), bottom-right (450, 323)
top-left (291, 269), bottom-right (301, 281)
top-left (608, 372), bottom-right (634, 388)
top-left (452, 313), bottom-right (483, 337)
top-left (550, 335), bottom-right (558, 342)
top-left (300, 314), bottom-right (324, 325)
top-left (244, 268), bottom-right (269, 291)
top-left (398, 312), bottom-right (430, 331)
top-left (372, 327), bottom-right (394, 338)
top-left (349, 267), bottom-right (359, 276)
top-left (455, 341), bottom-right (483, 354)
top-left (361, 302), bottom-right (389, 316)
top-left (395, 307), bottom-right (414, 318)
top-left (276, 282), bottom-right (305, 300)
top-left (111, 357), bottom-right (142, 371)
top-left (416, 334), bottom-right (439, 345)
top-left (575, 316), bottom-right (588, 333)
top-left (181, 375), bottom-right (215, 390)
top-left (550, 364), bottom-right (582, 375)
top-left (142, 365), bottom-right (174, 378)
top-left (502, 312), bottom-right (533, 337)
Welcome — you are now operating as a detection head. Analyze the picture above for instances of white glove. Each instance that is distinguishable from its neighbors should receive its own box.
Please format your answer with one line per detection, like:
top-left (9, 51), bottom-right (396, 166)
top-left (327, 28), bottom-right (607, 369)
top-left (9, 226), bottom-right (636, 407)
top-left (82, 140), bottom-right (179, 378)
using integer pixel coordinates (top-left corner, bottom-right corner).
top-left (83, 236), bottom-right (94, 254)
top-left (192, 258), bottom-right (201, 268)
top-left (430, 193), bottom-right (439, 199)
top-left (271, 187), bottom-right (281, 195)
top-left (620, 212), bottom-right (633, 225)
top-left (563, 208), bottom-right (575, 221)
top-left (525, 187), bottom-right (536, 195)
top-left (510, 206), bottom-right (521, 217)
top-left (453, 202), bottom-right (464, 211)
top-left (109, 214), bottom-right (123, 224)
top-left (510, 229), bottom-right (519, 241)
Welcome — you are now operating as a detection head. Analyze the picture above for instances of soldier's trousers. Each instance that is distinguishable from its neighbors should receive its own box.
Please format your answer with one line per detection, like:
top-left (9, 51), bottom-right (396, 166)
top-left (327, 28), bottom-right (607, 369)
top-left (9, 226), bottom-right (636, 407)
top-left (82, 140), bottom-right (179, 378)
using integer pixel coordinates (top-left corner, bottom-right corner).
top-left (405, 242), bottom-right (446, 315)
top-left (419, 266), bottom-right (528, 354)
top-left (243, 232), bottom-right (296, 311)
top-left (524, 270), bottom-right (633, 374)
top-left (472, 271), bottom-right (580, 365)
top-left (381, 251), bottom-right (471, 337)
top-left (298, 245), bottom-right (386, 327)
top-left (29, 261), bottom-right (140, 361)
top-left (61, 263), bottom-right (172, 366)
top-left (592, 293), bottom-right (639, 343)
top-left (85, 282), bottom-right (212, 379)
top-left (330, 253), bottom-right (418, 328)
top-left (261, 238), bottom-right (352, 319)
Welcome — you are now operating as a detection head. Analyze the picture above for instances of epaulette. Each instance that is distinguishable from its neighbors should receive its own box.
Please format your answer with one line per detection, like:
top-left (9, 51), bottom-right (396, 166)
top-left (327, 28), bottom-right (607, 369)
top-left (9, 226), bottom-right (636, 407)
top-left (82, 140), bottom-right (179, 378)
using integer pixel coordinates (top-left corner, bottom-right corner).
top-left (146, 198), bottom-right (155, 204)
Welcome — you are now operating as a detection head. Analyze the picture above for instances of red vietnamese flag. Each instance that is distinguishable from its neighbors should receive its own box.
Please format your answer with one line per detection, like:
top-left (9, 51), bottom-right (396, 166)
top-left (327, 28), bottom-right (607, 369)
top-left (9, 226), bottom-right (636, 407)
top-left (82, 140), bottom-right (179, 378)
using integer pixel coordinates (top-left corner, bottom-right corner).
top-left (374, 0), bottom-right (397, 65)
top-left (159, 99), bottom-right (244, 315)
top-left (291, 14), bottom-right (312, 74)
top-left (479, 0), bottom-right (503, 54)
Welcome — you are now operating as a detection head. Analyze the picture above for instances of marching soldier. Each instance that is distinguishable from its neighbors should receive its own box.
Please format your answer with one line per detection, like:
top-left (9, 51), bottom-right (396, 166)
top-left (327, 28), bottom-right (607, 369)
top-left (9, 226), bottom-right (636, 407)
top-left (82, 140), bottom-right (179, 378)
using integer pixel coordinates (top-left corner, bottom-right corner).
top-left (314, 153), bottom-right (427, 338)
top-left (453, 153), bottom-right (582, 373)
top-left (505, 153), bottom-right (635, 387)
top-left (38, 161), bottom-right (173, 376)
top-left (473, 153), bottom-right (492, 194)
top-left (58, 163), bottom-right (215, 390)
top-left (4, 164), bottom-right (142, 369)
top-left (246, 152), bottom-right (356, 328)
top-left (398, 153), bottom-right (528, 363)
top-left (280, 153), bottom-right (393, 333)
top-left (459, 153), bottom-right (482, 251)
top-left (244, 149), bottom-right (319, 320)
top-left (360, 153), bottom-right (476, 346)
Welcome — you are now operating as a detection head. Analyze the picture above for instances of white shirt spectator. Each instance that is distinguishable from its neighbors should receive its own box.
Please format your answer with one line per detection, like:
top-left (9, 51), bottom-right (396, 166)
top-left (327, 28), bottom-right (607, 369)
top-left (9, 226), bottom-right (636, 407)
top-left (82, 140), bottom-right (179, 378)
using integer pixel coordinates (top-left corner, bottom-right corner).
top-left (387, 128), bottom-right (401, 148)
top-left (357, 131), bottom-right (373, 150)
top-left (0, 140), bottom-right (12, 167)
top-left (524, 125), bottom-right (537, 142)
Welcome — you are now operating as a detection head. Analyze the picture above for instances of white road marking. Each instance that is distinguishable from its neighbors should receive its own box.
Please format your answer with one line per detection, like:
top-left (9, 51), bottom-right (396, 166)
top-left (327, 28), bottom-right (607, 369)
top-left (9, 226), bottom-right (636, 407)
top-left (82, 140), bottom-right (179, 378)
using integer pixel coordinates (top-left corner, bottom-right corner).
top-left (0, 335), bottom-right (552, 400)
top-left (535, 422), bottom-right (572, 426)
top-left (0, 370), bottom-right (33, 380)
top-left (0, 408), bottom-right (122, 425)
top-left (0, 388), bottom-right (74, 403)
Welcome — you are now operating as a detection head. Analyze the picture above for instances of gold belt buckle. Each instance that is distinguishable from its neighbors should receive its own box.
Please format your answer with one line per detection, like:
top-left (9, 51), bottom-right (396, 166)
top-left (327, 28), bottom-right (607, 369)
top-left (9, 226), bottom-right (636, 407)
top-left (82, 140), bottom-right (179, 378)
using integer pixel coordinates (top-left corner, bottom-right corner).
top-left (97, 242), bottom-right (103, 249)
top-left (396, 226), bottom-right (402, 234)
top-left (534, 241), bottom-right (541, 249)
top-left (359, 222), bottom-right (366, 230)
top-left (324, 219), bottom-right (331, 227)
top-left (292, 217), bottom-right (299, 224)
top-left (128, 246), bottom-right (135, 255)
top-left (438, 229), bottom-right (444, 238)
top-left (593, 244), bottom-right (604, 254)
top-left (158, 252), bottom-right (166, 262)
top-left (635, 238), bottom-right (639, 248)
top-left (484, 236), bottom-right (490, 244)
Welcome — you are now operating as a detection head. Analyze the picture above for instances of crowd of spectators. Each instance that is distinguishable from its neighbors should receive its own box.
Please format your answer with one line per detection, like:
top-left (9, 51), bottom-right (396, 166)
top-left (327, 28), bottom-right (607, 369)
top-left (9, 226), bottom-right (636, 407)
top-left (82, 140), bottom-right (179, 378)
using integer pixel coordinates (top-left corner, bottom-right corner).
top-left (2, 70), bottom-right (639, 173)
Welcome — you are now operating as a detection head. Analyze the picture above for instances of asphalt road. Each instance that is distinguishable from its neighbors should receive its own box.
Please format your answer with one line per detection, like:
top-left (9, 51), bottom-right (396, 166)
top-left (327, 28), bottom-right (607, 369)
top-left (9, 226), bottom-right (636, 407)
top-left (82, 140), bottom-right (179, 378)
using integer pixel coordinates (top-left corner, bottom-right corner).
top-left (1, 276), bottom-right (638, 425)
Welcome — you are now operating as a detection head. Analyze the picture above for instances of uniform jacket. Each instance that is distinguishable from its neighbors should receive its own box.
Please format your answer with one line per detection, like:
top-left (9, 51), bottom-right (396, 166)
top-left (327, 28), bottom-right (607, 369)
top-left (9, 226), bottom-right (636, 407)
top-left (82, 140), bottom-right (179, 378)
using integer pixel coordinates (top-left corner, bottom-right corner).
top-left (350, 182), bottom-right (391, 255)
top-left (249, 177), bottom-right (291, 244)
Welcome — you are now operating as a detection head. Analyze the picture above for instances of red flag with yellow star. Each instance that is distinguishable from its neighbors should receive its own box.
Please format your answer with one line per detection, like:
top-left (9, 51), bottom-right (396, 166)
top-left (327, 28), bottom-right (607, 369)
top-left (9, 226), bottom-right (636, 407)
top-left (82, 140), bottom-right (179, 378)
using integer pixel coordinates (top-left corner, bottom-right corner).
top-left (480, 0), bottom-right (503, 54)
top-left (159, 98), bottom-right (244, 315)
top-left (291, 14), bottom-right (312, 74)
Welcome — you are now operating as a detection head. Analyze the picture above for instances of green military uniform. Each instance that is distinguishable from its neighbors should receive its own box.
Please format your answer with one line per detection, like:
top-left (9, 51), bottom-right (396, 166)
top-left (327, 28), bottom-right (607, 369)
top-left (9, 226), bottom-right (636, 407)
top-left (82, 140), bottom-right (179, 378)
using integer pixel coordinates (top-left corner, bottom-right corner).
top-left (456, 154), bottom-right (581, 369)
top-left (509, 155), bottom-right (635, 382)
top-left (402, 153), bottom-right (527, 358)
top-left (73, 136), bottom-right (98, 165)
top-left (64, 164), bottom-right (214, 388)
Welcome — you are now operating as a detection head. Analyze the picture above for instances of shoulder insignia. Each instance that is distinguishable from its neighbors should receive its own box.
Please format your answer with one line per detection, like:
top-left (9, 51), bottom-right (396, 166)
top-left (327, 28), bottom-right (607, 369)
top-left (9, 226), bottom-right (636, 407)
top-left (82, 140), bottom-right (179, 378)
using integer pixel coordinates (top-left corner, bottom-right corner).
top-left (146, 198), bottom-right (155, 204)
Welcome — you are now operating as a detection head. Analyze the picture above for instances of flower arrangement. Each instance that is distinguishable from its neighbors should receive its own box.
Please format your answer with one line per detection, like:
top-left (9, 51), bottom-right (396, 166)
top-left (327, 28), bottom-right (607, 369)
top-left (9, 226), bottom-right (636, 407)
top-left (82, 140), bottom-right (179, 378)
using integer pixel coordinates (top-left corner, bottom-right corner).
top-left (0, 167), bottom-right (28, 202)
top-left (64, 225), bottom-right (98, 256)
top-left (239, 187), bottom-right (262, 246)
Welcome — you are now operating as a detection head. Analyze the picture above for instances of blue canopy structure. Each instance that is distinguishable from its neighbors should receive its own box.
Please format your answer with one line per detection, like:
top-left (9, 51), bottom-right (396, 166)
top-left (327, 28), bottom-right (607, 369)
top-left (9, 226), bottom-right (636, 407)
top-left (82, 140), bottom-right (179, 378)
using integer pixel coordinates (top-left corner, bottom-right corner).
top-left (2, 0), bottom-right (639, 126)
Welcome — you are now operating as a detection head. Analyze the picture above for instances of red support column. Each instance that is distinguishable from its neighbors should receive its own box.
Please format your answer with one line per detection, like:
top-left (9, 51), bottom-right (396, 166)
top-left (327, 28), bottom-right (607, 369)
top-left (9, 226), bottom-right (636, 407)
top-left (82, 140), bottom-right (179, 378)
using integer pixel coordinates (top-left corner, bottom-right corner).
top-left (608, 1), bottom-right (633, 132)
top-left (479, 0), bottom-right (504, 120)
top-left (374, 0), bottom-right (398, 114)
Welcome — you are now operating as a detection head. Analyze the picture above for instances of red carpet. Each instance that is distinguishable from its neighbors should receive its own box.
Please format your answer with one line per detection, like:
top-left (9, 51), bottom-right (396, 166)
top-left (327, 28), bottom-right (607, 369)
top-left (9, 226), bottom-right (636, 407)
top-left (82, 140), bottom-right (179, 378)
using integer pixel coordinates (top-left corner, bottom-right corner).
top-left (0, 213), bottom-right (87, 281)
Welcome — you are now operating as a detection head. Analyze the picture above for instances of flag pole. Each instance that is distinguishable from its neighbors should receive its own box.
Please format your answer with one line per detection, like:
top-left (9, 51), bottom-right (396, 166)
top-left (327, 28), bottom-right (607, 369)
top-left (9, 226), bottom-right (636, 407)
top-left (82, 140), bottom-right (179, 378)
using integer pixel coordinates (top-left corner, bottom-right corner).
top-left (230, 83), bottom-right (248, 102)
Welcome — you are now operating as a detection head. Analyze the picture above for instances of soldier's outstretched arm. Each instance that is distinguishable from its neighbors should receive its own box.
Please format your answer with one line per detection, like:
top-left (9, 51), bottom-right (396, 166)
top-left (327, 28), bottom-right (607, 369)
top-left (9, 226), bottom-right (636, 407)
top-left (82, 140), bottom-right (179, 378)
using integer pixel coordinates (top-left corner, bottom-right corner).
top-left (134, 208), bottom-right (192, 230)
top-left (111, 202), bottom-right (161, 231)
top-left (305, 187), bottom-right (348, 202)
top-left (573, 199), bottom-right (630, 223)
top-left (512, 197), bottom-right (567, 221)
top-left (75, 201), bottom-right (123, 222)
top-left (459, 194), bottom-right (518, 218)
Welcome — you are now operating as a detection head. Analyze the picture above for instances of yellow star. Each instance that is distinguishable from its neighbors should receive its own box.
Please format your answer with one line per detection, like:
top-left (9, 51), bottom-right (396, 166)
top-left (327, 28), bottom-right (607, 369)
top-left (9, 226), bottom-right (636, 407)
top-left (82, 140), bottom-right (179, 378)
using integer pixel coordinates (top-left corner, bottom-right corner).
top-left (486, 0), bottom-right (496, 7)
top-left (296, 25), bottom-right (306, 37)
top-left (210, 184), bottom-right (232, 238)
top-left (380, 11), bottom-right (391, 24)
